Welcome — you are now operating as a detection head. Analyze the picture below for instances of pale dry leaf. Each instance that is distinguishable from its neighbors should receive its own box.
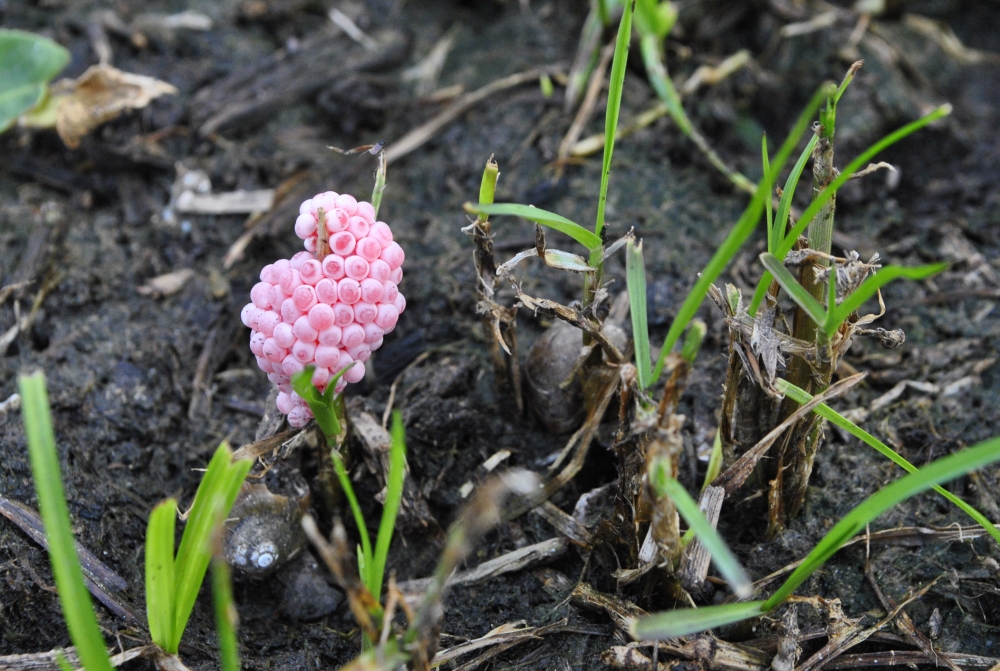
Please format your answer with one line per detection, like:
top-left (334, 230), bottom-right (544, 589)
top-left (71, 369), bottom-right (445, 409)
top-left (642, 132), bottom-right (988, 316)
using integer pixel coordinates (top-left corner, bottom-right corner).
top-left (55, 64), bottom-right (178, 148)
top-left (137, 268), bottom-right (195, 298)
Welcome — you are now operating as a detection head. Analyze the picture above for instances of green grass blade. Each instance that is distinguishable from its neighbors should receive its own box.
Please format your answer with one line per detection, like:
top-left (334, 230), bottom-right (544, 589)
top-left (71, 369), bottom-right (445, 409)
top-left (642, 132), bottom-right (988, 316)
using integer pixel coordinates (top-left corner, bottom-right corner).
top-left (463, 203), bottom-right (602, 251)
top-left (823, 262), bottom-right (947, 337)
top-left (776, 380), bottom-right (1000, 545)
top-left (170, 444), bottom-right (251, 653)
top-left (332, 450), bottom-right (373, 584)
top-left (777, 105), bottom-right (951, 261)
top-left (626, 238), bottom-right (652, 389)
top-left (650, 83), bottom-right (834, 383)
top-left (630, 600), bottom-right (766, 640)
top-left (650, 461), bottom-right (751, 598)
top-left (758, 252), bottom-right (827, 327)
top-left (761, 135), bottom-right (773, 250)
top-left (291, 365), bottom-right (350, 440)
top-left (680, 319), bottom-right (706, 363)
top-left (594, 0), bottom-right (633, 241)
top-left (763, 435), bottom-right (1000, 610)
top-left (212, 554), bottom-right (240, 671)
top-left (369, 411), bottom-right (407, 601)
top-left (702, 430), bottom-right (724, 493)
top-left (146, 499), bottom-right (178, 650)
top-left (478, 158), bottom-right (499, 208)
top-left (18, 372), bottom-right (114, 671)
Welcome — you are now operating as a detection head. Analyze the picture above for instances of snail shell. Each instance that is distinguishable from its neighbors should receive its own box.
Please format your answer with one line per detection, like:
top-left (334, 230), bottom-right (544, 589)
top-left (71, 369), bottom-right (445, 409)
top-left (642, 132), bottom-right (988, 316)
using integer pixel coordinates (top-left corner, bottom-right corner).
top-left (225, 481), bottom-right (309, 578)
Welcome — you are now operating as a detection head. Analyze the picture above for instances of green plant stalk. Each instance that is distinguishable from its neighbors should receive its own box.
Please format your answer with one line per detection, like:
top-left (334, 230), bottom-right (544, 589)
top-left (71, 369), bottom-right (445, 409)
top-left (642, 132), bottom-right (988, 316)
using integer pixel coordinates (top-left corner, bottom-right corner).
top-left (701, 430), bottom-right (724, 493)
top-left (18, 372), bottom-right (114, 671)
top-left (626, 238), bottom-right (652, 388)
top-left (777, 380), bottom-right (1000, 545)
top-left (650, 83), bottom-right (835, 383)
top-left (479, 158), bottom-right (499, 208)
top-left (587, 0), bottom-right (633, 305)
top-left (680, 319), bottom-right (706, 364)
top-left (762, 135), bottom-right (773, 245)
top-left (212, 554), bottom-right (240, 671)
top-left (332, 451), bottom-right (373, 584)
top-left (146, 499), bottom-right (178, 650)
top-left (369, 411), bottom-right (407, 602)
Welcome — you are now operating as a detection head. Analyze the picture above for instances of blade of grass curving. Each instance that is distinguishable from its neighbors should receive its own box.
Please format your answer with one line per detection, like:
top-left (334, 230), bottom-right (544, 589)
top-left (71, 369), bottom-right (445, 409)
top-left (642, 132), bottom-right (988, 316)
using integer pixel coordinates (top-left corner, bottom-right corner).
top-left (146, 499), bottom-right (178, 650)
top-left (702, 431), bottom-right (724, 493)
top-left (331, 450), bottom-right (373, 584)
top-left (369, 411), bottom-right (407, 601)
top-left (292, 365), bottom-right (353, 440)
top-left (594, 0), bottom-right (632, 242)
top-left (777, 105), bottom-right (951, 262)
top-left (626, 237), bottom-right (651, 388)
top-left (18, 372), bottom-right (114, 671)
top-left (762, 135), bottom-right (773, 248)
top-left (170, 444), bottom-right (251, 653)
top-left (680, 319), bottom-right (706, 363)
top-left (776, 379), bottom-right (1000, 545)
top-left (650, 460), bottom-right (751, 597)
top-left (212, 552), bottom-right (240, 671)
top-left (463, 203), bottom-right (602, 250)
top-left (650, 83), bottom-right (834, 383)
top-left (763, 435), bottom-right (1000, 610)
top-left (823, 262), bottom-right (947, 337)
top-left (631, 600), bottom-right (766, 640)
top-left (758, 252), bottom-right (827, 327)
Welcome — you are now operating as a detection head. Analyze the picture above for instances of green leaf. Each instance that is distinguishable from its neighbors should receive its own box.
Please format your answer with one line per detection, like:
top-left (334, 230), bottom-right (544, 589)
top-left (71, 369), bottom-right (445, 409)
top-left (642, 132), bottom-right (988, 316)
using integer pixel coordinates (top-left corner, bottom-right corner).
top-left (823, 262), bottom-right (947, 336)
top-left (763, 434), bottom-right (1000, 610)
top-left (369, 411), bottom-right (407, 601)
top-left (146, 499), bottom-right (178, 650)
top-left (332, 450), bottom-right (373, 580)
top-left (291, 365), bottom-right (353, 440)
top-left (631, 600), bottom-right (766, 640)
top-left (758, 252), bottom-right (827, 327)
top-left (478, 158), bottom-right (499, 207)
top-left (650, 82), bottom-right (834, 383)
top-left (462, 203), bottom-right (602, 251)
top-left (594, 0), bottom-right (633, 241)
top-left (170, 443), bottom-right (251, 653)
top-left (626, 238), bottom-right (652, 389)
top-left (776, 379), bottom-right (1000, 546)
top-left (18, 372), bottom-right (114, 671)
top-left (0, 30), bottom-right (70, 132)
top-left (761, 135), bottom-right (773, 250)
top-left (650, 462), bottom-right (751, 598)
top-left (702, 430), bottom-right (723, 493)
top-left (680, 319), bottom-right (706, 364)
top-left (212, 554), bottom-right (240, 671)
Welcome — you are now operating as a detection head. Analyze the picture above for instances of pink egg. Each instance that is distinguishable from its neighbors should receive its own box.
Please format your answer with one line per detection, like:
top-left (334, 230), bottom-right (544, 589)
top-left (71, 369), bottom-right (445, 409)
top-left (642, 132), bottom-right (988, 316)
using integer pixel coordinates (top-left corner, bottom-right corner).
top-left (331, 231), bottom-right (356, 256)
top-left (380, 242), bottom-right (404, 270)
top-left (347, 343), bottom-right (371, 362)
top-left (370, 222), bottom-right (393, 247)
top-left (287, 406), bottom-right (311, 427)
top-left (356, 201), bottom-right (375, 222)
top-left (353, 301), bottom-right (377, 324)
top-left (274, 258), bottom-right (290, 273)
top-left (369, 335), bottom-right (383, 351)
top-left (311, 366), bottom-right (331, 389)
top-left (375, 303), bottom-right (399, 330)
top-left (290, 251), bottom-right (313, 271)
top-left (279, 268), bottom-right (302, 294)
top-left (299, 199), bottom-right (314, 216)
top-left (300, 259), bottom-right (323, 285)
top-left (333, 303), bottom-right (354, 327)
top-left (292, 285), bottom-right (317, 312)
top-left (268, 372), bottom-right (290, 387)
top-left (368, 259), bottom-right (391, 282)
top-left (250, 331), bottom-right (266, 356)
top-left (315, 345), bottom-right (340, 368)
top-left (260, 264), bottom-right (277, 283)
top-left (347, 215), bottom-right (370, 239)
top-left (246, 307), bottom-right (264, 330)
top-left (294, 213), bottom-right (316, 239)
top-left (335, 378), bottom-right (348, 394)
top-left (276, 392), bottom-right (294, 415)
top-left (334, 350), bottom-right (354, 373)
top-left (255, 355), bottom-right (271, 372)
top-left (344, 362), bottom-right (366, 383)
top-left (335, 193), bottom-right (358, 215)
top-left (312, 191), bottom-right (338, 213)
top-left (360, 278), bottom-right (384, 303)
top-left (338, 278), bottom-right (361, 304)
top-left (342, 323), bottom-right (366, 348)
top-left (390, 267), bottom-right (403, 284)
top-left (292, 339), bottom-right (316, 363)
top-left (257, 311), bottom-right (281, 338)
top-left (383, 281), bottom-right (399, 303)
top-left (345, 256), bottom-right (370, 281)
top-left (363, 323), bottom-right (384, 344)
top-left (355, 237), bottom-right (382, 263)
top-left (322, 254), bottom-right (346, 280)
top-left (268, 285), bottom-right (289, 309)
top-left (263, 338), bottom-right (287, 363)
top-left (304, 237), bottom-right (317, 253)
top-left (318, 325), bottom-right (342, 347)
top-left (271, 360), bottom-right (285, 375)
top-left (315, 278), bottom-right (338, 304)
top-left (308, 303), bottom-right (335, 331)
top-left (251, 282), bottom-right (272, 309)
top-left (280, 298), bottom-right (304, 323)
top-left (273, 321), bottom-right (295, 348)
top-left (326, 208), bottom-right (350, 234)
top-left (293, 315), bottom-right (318, 342)
top-left (393, 293), bottom-right (406, 314)
top-left (241, 303), bottom-right (256, 327)
top-left (281, 354), bottom-right (305, 377)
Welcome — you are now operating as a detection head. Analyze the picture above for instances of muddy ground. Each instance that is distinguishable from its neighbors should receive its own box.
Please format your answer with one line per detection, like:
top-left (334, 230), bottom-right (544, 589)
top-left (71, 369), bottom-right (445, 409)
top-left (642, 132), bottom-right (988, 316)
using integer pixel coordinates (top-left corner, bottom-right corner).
top-left (1, 0), bottom-right (999, 669)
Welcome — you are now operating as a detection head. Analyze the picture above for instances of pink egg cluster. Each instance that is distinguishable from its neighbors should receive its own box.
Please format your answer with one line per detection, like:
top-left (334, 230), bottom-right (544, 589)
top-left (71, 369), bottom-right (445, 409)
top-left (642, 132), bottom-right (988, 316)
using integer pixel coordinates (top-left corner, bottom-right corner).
top-left (242, 191), bottom-right (405, 427)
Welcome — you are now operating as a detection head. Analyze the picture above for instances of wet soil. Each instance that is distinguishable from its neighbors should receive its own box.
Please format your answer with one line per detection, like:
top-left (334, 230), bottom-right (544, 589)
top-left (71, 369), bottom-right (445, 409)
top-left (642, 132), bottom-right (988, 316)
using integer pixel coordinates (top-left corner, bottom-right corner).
top-left (2, 0), bottom-right (1000, 668)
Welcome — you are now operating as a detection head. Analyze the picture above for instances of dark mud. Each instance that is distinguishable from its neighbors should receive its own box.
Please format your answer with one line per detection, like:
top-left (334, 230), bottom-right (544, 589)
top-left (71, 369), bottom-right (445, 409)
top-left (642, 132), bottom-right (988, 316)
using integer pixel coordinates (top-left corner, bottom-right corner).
top-left (2, 0), bottom-right (999, 668)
